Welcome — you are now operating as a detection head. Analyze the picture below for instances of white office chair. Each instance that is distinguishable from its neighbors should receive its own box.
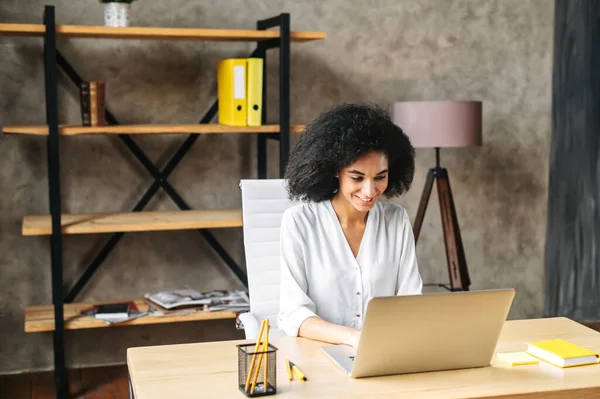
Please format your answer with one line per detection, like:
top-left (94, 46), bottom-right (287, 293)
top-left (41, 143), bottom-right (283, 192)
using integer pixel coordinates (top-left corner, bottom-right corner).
top-left (238, 179), bottom-right (297, 339)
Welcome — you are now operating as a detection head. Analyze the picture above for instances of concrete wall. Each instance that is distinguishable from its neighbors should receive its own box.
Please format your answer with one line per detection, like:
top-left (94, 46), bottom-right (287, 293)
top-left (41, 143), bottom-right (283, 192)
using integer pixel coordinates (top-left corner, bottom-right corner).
top-left (0, 0), bottom-right (553, 372)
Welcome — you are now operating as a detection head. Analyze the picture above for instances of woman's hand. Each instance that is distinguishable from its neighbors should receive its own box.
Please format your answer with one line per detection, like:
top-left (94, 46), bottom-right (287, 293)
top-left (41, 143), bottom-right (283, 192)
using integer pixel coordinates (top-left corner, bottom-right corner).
top-left (298, 317), bottom-right (362, 348)
top-left (344, 328), bottom-right (361, 349)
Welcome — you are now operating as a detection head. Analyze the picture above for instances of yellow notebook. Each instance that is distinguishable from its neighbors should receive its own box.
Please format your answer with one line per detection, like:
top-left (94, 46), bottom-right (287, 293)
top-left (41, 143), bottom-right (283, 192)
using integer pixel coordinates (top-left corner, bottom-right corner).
top-left (246, 58), bottom-right (263, 126)
top-left (217, 58), bottom-right (247, 126)
top-left (497, 352), bottom-right (539, 366)
top-left (526, 339), bottom-right (599, 368)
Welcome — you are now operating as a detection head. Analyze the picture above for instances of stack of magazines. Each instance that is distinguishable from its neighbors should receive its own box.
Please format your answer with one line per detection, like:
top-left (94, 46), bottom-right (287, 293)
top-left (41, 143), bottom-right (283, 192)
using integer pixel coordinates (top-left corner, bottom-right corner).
top-left (144, 289), bottom-right (250, 316)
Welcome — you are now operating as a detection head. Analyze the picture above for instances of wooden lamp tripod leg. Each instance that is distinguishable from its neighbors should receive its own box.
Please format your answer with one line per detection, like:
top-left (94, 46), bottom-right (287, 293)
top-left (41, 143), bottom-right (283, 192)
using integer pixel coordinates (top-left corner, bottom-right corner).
top-left (436, 168), bottom-right (471, 291)
top-left (413, 168), bottom-right (436, 243)
top-left (412, 164), bottom-right (471, 292)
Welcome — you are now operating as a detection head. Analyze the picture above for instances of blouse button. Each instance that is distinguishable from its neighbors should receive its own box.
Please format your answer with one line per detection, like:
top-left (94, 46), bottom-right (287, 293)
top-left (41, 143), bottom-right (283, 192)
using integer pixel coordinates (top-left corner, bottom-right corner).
top-left (356, 314), bottom-right (361, 317)
top-left (356, 292), bottom-right (361, 295)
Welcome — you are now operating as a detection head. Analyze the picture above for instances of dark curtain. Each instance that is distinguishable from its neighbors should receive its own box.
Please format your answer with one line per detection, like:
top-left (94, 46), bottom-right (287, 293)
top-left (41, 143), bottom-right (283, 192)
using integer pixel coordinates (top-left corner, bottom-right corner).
top-left (545, 0), bottom-right (600, 321)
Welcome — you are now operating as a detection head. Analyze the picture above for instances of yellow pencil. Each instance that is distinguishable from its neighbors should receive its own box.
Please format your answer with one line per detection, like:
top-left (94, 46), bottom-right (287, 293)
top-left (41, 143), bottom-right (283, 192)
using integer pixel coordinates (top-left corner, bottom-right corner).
top-left (251, 320), bottom-right (270, 394)
top-left (245, 319), bottom-right (267, 392)
top-left (263, 322), bottom-right (270, 391)
top-left (285, 359), bottom-right (293, 381)
top-left (250, 336), bottom-right (267, 394)
top-left (290, 361), bottom-right (307, 381)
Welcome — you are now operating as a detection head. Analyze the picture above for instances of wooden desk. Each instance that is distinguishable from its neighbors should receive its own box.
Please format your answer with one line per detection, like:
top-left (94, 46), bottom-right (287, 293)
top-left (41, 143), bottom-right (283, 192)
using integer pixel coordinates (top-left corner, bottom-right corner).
top-left (127, 317), bottom-right (600, 398)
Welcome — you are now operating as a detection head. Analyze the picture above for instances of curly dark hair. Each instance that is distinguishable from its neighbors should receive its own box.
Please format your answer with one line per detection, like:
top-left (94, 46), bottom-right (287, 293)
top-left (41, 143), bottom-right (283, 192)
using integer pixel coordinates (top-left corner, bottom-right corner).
top-left (285, 103), bottom-right (415, 202)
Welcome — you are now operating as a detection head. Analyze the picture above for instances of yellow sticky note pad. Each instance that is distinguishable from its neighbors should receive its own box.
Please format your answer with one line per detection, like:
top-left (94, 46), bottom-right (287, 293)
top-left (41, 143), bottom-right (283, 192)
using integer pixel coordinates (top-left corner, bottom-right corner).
top-left (497, 352), bottom-right (540, 366)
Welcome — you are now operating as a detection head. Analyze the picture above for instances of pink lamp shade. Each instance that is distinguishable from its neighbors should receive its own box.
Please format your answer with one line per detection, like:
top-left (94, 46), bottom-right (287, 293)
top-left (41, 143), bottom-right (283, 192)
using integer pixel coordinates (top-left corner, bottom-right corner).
top-left (392, 101), bottom-right (482, 148)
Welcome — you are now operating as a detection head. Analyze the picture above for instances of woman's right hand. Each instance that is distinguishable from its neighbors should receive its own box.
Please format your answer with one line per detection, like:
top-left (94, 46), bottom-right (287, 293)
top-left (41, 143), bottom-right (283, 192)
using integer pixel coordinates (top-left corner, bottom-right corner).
top-left (345, 328), bottom-right (361, 349)
top-left (297, 317), bottom-right (362, 348)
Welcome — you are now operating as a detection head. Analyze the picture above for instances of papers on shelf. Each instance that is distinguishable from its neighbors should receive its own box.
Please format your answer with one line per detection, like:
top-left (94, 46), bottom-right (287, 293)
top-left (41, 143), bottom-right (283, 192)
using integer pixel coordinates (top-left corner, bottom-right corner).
top-left (144, 289), bottom-right (249, 316)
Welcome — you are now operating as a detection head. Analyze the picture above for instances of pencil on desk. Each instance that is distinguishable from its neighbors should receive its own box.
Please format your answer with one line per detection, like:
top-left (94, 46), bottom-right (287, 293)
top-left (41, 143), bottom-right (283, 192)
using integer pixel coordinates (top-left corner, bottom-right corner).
top-left (285, 358), bottom-right (293, 381)
top-left (245, 319), bottom-right (267, 392)
top-left (290, 361), bottom-right (307, 381)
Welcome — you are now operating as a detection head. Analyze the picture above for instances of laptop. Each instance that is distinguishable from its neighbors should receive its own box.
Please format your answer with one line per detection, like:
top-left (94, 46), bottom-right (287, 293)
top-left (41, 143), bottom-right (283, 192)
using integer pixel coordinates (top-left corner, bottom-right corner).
top-left (321, 289), bottom-right (515, 378)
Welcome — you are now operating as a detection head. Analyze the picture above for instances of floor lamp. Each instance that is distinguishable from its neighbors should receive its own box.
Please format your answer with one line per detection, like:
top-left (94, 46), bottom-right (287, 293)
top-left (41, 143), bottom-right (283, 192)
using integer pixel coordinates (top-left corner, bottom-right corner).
top-left (393, 101), bottom-right (482, 291)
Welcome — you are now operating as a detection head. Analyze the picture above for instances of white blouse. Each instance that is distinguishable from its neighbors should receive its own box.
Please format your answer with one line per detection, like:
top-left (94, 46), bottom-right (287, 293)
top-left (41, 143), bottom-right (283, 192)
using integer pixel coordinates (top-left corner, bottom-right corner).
top-left (277, 199), bottom-right (423, 337)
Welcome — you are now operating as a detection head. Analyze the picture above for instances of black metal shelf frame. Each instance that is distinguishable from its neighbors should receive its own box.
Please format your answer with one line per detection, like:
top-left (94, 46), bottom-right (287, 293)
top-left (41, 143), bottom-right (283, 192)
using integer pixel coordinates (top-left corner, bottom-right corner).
top-left (41, 5), bottom-right (291, 398)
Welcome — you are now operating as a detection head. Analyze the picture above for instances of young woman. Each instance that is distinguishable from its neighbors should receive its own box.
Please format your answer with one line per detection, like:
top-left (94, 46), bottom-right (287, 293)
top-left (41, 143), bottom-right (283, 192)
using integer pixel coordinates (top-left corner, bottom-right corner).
top-left (278, 103), bottom-right (423, 348)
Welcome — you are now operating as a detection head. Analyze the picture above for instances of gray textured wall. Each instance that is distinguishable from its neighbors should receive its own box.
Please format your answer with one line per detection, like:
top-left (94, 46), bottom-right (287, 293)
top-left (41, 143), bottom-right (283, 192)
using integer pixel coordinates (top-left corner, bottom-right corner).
top-left (0, 0), bottom-right (553, 373)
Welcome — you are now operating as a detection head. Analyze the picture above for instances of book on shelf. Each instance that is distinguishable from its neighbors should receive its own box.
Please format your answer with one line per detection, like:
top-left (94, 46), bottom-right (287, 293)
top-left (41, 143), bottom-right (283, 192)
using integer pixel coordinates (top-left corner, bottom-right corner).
top-left (80, 300), bottom-right (147, 325)
top-left (79, 81), bottom-right (106, 127)
top-left (144, 289), bottom-right (250, 314)
top-left (95, 303), bottom-right (130, 321)
top-left (79, 82), bottom-right (91, 126)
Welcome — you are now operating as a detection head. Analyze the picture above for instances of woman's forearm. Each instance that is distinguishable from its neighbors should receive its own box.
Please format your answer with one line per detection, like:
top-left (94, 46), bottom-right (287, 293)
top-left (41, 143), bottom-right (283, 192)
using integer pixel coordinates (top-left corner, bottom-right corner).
top-left (298, 316), bottom-right (360, 348)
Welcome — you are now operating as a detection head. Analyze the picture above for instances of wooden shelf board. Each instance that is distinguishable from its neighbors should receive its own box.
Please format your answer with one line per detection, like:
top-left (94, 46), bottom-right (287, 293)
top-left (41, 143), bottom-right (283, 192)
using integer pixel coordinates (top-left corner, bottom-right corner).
top-left (22, 209), bottom-right (242, 236)
top-left (0, 23), bottom-right (325, 42)
top-left (2, 124), bottom-right (306, 136)
top-left (25, 299), bottom-right (238, 332)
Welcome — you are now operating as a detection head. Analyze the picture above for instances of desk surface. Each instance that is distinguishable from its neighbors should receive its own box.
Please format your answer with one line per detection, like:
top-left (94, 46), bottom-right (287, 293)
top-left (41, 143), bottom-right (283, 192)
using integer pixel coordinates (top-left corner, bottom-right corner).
top-left (127, 317), bottom-right (600, 398)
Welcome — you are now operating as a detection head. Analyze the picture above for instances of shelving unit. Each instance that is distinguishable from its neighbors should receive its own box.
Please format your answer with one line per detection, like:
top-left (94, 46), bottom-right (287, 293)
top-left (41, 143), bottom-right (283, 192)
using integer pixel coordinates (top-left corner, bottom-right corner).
top-left (1, 123), bottom-right (306, 136)
top-left (0, 23), bottom-right (325, 41)
top-left (25, 300), bottom-right (238, 333)
top-left (22, 209), bottom-right (244, 236)
top-left (1, 6), bottom-right (324, 398)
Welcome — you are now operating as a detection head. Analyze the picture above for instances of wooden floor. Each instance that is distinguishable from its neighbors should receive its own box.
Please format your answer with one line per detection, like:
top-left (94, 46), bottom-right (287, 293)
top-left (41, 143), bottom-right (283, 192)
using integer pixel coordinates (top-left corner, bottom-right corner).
top-left (0, 365), bottom-right (129, 399)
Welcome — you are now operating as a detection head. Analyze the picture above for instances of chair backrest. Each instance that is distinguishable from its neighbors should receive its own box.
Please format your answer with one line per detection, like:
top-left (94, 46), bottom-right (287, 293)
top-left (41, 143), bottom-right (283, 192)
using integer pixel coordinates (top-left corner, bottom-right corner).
top-left (240, 179), bottom-right (296, 326)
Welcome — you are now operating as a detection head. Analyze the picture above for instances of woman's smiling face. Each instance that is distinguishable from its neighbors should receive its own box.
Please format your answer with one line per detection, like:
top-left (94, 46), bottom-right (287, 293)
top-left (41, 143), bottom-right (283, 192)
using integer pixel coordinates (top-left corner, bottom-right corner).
top-left (335, 151), bottom-right (389, 212)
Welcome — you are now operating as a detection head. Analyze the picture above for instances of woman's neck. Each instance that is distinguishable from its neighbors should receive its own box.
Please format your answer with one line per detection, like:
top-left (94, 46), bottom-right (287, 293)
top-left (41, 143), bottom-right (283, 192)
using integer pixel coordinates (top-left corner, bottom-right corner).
top-left (330, 193), bottom-right (369, 226)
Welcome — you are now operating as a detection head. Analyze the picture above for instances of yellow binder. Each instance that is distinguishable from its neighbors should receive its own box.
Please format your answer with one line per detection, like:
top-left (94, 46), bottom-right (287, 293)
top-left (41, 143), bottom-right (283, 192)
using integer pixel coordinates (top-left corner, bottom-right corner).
top-left (217, 58), bottom-right (246, 126)
top-left (246, 58), bottom-right (263, 126)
